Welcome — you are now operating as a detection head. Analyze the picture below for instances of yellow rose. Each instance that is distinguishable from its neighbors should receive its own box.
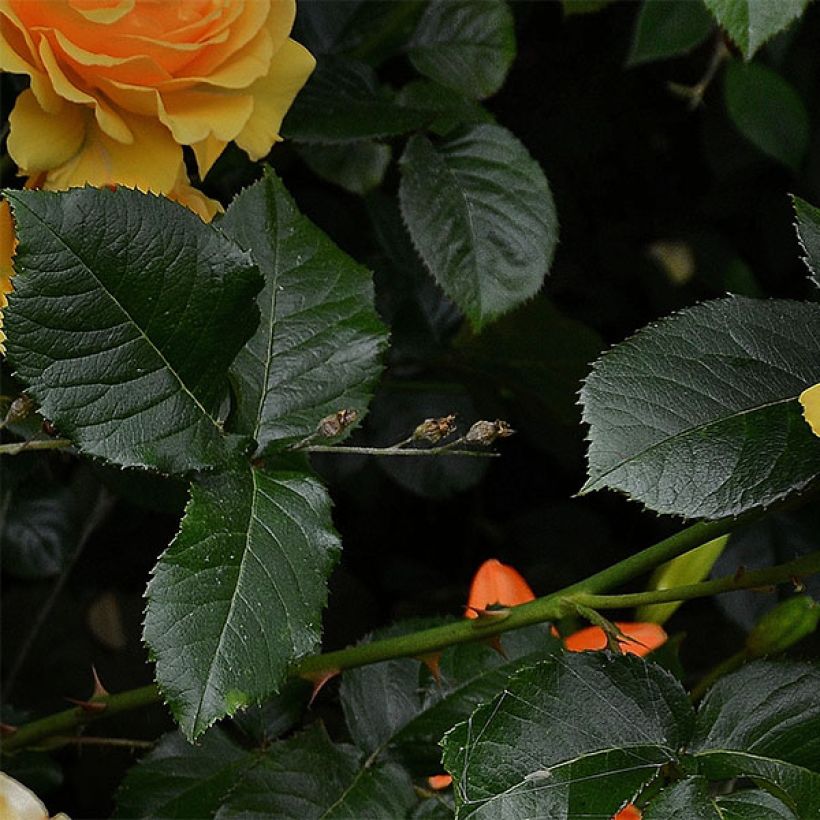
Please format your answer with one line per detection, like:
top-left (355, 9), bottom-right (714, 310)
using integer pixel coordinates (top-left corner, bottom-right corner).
top-left (0, 0), bottom-right (314, 353)
top-left (800, 383), bottom-right (820, 437)
top-left (0, 772), bottom-right (70, 820)
top-left (0, 0), bottom-right (315, 193)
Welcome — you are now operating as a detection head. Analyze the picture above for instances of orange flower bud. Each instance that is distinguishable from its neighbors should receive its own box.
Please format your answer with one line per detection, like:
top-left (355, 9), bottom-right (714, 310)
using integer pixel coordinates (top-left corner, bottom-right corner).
top-left (465, 559), bottom-right (535, 619)
top-left (564, 622), bottom-right (667, 657)
top-left (614, 804), bottom-right (642, 820)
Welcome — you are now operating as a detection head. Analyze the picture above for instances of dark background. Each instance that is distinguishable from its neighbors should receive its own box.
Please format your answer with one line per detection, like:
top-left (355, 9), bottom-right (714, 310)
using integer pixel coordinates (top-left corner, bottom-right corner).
top-left (3, 1), bottom-right (820, 815)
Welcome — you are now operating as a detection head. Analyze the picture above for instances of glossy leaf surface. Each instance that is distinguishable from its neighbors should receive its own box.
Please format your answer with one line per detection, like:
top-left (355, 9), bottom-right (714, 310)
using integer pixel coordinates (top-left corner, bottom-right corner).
top-left (144, 460), bottom-right (341, 739)
top-left (581, 297), bottom-right (820, 518)
top-left (5, 188), bottom-right (260, 473)
top-left (399, 124), bottom-right (558, 329)
top-left (222, 170), bottom-right (387, 455)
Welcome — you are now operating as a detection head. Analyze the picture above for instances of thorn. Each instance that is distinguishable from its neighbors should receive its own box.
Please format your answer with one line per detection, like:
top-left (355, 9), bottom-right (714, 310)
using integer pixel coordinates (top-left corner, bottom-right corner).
top-left (302, 668), bottom-right (340, 706)
top-left (90, 666), bottom-right (109, 700)
top-left (418, 652), bottom-right (442, 684)
top-left (791, 576), bottom-right (806, 593)
top-left (733, 565), bottom-right (746, 583)
top-left (467, 605), bottom-right (511, 625)
top-left (487, 636), bottom-right (508, 659)
top-left (65, 697), bottom-right (108, 714)
top-left (0, 723), bottom-right (18, 736)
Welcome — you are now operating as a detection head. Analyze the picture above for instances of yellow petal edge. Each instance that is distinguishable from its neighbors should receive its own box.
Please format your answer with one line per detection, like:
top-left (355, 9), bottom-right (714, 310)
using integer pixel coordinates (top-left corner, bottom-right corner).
top-left (799, 383), bottom-right (820, 438)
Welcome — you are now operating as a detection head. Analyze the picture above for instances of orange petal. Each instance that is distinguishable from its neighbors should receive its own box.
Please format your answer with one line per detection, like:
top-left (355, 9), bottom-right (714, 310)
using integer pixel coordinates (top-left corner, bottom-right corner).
top-left (427, 774), bottom-right (453, 791)
top-left (564, 622), bottom-right (667, 657)
top-left (465, 559), bottom-right (535, 619)
top-left (614, 804), bottom-right (642, 820)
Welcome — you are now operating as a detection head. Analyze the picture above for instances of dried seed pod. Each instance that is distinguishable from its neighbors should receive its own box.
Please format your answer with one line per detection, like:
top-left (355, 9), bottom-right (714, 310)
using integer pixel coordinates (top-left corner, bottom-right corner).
top-left (316, 409), bottom-right (358, 438)
top-left (412, 415), bottom-right (457, 444)
top-left (464, 419), bottom-right (515, 446)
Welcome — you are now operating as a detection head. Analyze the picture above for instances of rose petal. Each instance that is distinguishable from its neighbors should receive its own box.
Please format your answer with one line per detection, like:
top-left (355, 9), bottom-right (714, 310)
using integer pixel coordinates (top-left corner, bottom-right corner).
top-left (465, 558), bottom-right (536, 619)
top-left (799, 383), bottom-right (820, 438)
top-left (564, 622), bottom-right (667, 657)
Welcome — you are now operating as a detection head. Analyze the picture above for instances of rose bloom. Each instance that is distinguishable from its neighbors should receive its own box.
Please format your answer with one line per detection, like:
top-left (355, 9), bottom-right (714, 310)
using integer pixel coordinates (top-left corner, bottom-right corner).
top-left (0, 0), bottom-right (314, 351)
top-left (1, 0), bottom-right (314, 209)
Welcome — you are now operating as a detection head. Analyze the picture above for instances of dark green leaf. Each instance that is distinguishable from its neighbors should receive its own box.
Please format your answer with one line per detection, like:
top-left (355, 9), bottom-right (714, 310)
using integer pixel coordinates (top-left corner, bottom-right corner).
top-left (297, 141), bottom-right (392, 195)
top-left (115, 729), bottom-right (256, 819)
top-left (792, 195), bottom-right (820, 289)
top-left (4, 188), bottom-right (260, 473)
top-left (222, 170), bottom-right (387, 456)
top-left (643, 777), bottom-right (721, 819)
top-left (724, 61), bottom-right (809, 170)
top-left (406, 0), bottom-right (516, 99)
top-left (215, 724), bottom-right (417, 819)
top-left (715, 789), bottom-right (796, 819)
top-left (702, 0), bottom-right (809, 58)
top-left (144, 460), bottom-right (341, 739)
top-left (399, 125), bottom-right (558, 329)
top-left (1, 466), bottom-right (101, 579)
top-left (692, 661), bottom-right (820, 814)
top-left (456, 297), bottom-right (603, 427)
top-left (581, 297), bottom-right (820, 519)
top-left (441, 653), bottom-right (693, 819)
top-left (282, 57), bottom-right (429, 144)
top-left (628, 0), bottom-right (713, 66)
top-left (340, 621), bottom-right (558, 767)
top-left (397, 80), bottom-right (495, 137)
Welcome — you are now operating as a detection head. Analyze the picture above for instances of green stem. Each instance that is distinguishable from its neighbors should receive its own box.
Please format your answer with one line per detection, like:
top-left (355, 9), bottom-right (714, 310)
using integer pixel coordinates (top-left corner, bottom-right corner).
top-left (0, 438), bottom-right (72, 456)
top-left (569, 550), bottom-right (820, 613)
top-left (0, 511), bottom-right (775, 754)
top-left (2, 685), bottom-right (159, 753)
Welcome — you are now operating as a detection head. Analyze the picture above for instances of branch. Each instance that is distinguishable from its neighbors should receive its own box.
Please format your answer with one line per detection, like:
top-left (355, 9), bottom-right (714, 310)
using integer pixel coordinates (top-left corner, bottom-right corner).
top-left (0, 438), bottom-right (72, 456)
top-left (6, 510), bottom-right (807, 755)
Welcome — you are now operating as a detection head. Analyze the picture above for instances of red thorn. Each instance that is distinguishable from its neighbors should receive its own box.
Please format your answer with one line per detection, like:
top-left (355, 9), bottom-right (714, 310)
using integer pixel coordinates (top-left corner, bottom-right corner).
top-left (418, 652), bottom-right (442, 684)
top-left (487, 636), bottom-right (508, 659)
top-left (303, 668), bottom-right (340, 706)
top-left (91, 666), bottom-right (109, 700)
top-left (733, 565), bottom-right (746, 583)
top-left (0, 723), bottom-right (18, 736)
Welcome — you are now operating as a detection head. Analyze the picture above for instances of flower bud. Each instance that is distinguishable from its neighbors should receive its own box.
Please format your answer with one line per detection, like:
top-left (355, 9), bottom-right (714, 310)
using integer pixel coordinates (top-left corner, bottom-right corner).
top-left (413, 415), bottom-right (457, 444)
top-left (746, 595), bottom-right (820, 657)
top-left (464, 419), bottom-right (515, 446)
top-left (316, 409), bottom-right (358, 438)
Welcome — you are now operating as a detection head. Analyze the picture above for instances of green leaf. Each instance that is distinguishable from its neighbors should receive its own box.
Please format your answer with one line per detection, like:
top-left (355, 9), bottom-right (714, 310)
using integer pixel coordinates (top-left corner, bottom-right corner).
top-left (643, 777), bottom-right (721, 819)
top-left (441, 653), bottom-right (693, 819)
top-left (692, 661), bottom-right (820, 814)
top-left (221, 170), bottom-right (387, 456)
top-left (215, 724), bottom-right (417, 819)
top-left (724, 61), bottom-right (809, 170)
top-left (715, 789), bottom-right (796, 819)
top-left (4, 188), bottom-right (261, 474)
top-left (792, 195), bottom-right (820, 289)
top-left (628, 0), bottom-right (714, 66)
top-left (580, 297), bottom-right (820, 519)
top-left (406, 0), bottom-right (516, 99)
top-left (297, 141), bottom-right (392, 195)
top-left (0, 466), bottom-right (101, 579)
top-left (144, 460), bottom-right (341, 739)
top-left (399, 125), bottom-right (558, 329)
top-left (397, 80), bottom-right (495, 137)
top-left (339, 621), bottom-right (558, 766)
top-left (115, 729), bottom-right (256, 819)
top-left (282, 56), bottom-right (429, 144)
top-left (702, 0), bottom-right (809, 58)
top-left (456, 297), bottom-right (603, 427)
